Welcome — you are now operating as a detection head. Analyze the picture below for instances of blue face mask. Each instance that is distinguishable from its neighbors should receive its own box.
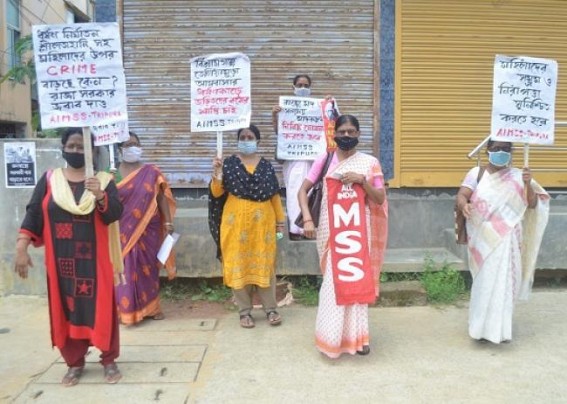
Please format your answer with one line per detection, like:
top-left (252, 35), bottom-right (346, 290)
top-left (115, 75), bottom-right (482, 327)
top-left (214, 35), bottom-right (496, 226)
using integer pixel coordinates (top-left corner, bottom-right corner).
top-left (488, 151), bottom-right (511, 167)
top-left (294, 87), bottom-right (311, 97)
top-left (238, 140), bottom-right (257, 155)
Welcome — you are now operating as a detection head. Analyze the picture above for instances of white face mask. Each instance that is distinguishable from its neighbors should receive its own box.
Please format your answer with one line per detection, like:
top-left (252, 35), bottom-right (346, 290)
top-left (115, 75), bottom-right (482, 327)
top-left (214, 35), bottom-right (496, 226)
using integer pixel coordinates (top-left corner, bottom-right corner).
top-left (122, 146), bottom-right (143, 163)
top-left (294, 87), bottom-right (311, 97)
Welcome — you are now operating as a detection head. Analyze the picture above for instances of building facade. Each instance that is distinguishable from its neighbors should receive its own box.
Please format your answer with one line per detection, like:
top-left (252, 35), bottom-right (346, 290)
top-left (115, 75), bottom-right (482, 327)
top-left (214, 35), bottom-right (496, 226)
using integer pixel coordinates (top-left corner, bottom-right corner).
top-left (118, 0), bottom-right (567, 189)
top-left (0, 0), bottom-right (94, 138)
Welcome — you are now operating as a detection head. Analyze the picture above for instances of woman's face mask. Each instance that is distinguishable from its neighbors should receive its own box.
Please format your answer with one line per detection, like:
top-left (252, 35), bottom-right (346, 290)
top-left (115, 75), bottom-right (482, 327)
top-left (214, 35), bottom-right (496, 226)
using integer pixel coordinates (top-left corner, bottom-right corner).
top-left (294, 86), bottom-right (311, 97)
top-left (238, 140), bottom-right (257, 155)
top-left (488, 151), bottom-right (511, 167)
top-left (122, 146), bottom-right (143, 163)
top-left (333, 136), bottom-right (359, 151)
top-left (62, 151), bottom-right (85, 169)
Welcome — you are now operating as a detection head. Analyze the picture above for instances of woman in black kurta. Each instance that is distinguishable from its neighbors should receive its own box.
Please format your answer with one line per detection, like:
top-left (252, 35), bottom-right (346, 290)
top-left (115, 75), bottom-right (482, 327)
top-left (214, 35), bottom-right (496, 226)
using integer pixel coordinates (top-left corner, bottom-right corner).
top-left (15, 128), bottom-right (124, 386)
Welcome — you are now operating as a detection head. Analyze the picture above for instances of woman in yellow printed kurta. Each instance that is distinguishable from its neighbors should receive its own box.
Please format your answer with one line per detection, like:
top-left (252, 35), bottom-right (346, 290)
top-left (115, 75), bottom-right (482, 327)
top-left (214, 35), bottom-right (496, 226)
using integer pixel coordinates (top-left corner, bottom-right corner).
top-left (209, 124), bottom-right (285, 328)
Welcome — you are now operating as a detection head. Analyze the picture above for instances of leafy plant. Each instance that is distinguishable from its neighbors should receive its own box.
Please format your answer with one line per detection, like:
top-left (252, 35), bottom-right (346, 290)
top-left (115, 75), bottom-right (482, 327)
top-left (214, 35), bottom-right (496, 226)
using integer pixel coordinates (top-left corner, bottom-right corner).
top-left (421, 255), bottom-right (466, 304)
top-left (291, 276), bottom-right (321, 306)
top-left (0, 35), bottom-right (35, 86)
top-left (160, 281), bottom-right (193, 301)
top-left (190, 280), bottom-right (232, 302)
top-left (380, 272), bottom-right (421, 283)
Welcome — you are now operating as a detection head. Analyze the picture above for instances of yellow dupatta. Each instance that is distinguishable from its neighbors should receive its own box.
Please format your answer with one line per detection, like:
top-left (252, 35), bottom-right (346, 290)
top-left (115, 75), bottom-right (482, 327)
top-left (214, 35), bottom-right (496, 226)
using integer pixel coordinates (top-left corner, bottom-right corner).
top-left (50, 168), bottom-right (125, 285)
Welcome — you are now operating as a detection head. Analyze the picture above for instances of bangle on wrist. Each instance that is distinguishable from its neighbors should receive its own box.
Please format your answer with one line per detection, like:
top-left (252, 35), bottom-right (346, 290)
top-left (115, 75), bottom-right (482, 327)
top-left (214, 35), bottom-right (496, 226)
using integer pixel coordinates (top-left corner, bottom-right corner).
top-left (303, 219), bottom-right (313, 224)
top-left (96, 192), bottom-right (105, 202)
top-left (164, 222), bottom-right (173, 226)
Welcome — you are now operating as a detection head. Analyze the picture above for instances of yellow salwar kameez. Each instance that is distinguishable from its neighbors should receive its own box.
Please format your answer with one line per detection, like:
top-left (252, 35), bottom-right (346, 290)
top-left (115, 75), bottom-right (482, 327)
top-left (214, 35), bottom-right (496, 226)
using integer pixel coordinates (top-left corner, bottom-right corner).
top-left (210, 164), bottom-right (285, 289)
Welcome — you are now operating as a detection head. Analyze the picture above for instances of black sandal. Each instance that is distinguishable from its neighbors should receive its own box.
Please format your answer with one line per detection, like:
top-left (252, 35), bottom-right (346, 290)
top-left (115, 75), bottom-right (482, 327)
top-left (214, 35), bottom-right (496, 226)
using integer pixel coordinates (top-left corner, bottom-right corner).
top-left (266, 310), bottom-right (282, 326)
top-left (356, 345), bottom-right (370, 355)
top-left (239, 314), bottom-right (255, 328)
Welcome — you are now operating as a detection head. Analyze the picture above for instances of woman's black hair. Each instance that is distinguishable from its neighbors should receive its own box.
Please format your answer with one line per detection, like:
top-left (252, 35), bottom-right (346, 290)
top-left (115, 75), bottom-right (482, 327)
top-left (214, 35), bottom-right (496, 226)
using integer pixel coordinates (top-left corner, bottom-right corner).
top-left (293, 74), bottom-right (312, 86)
top-left (118, 131), bottom-right (141, 148)
top-left (61, 127), bottom-right (95, 147)
top-left (487, 139), bottom-right (512, 149)
top-left (335, 114), bottom-right (360, 132)
top-left (61, 127), bottom-right (82, 145)
top-left (237, 124), bottom-right (261, 140)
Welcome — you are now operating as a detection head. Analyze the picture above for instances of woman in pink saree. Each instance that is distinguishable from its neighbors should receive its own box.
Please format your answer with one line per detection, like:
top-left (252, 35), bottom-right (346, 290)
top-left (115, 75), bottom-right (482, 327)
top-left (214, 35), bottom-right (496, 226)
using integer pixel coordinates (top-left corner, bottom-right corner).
top-left (457, 140), bottom-right (549, 344)
top-left (114, 133), bottom-right (177, 325)
top-left (298, 114), bottom-right (388, 358)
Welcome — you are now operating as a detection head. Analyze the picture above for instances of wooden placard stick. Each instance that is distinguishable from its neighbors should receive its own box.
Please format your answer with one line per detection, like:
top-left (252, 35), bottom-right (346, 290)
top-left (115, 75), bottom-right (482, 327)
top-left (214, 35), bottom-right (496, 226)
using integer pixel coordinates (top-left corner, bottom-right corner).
top-left (82, 126), bottom-right (94, 178)
top-left (523, 143), bottom-right (530, 199)
top-left (216, 130), bottom-right (223, 180)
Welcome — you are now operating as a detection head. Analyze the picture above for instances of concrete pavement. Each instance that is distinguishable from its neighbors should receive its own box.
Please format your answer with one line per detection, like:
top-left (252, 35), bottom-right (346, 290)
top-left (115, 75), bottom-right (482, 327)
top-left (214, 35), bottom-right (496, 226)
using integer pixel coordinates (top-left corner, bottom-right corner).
top-left (1, 290), bottom-right (567, 403)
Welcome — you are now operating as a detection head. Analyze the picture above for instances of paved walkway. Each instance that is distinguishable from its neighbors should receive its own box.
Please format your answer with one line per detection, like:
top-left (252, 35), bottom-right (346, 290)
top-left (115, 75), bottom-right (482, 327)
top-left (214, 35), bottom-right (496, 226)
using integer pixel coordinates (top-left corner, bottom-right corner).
top-left (1, 290), bottom-right (567, 403)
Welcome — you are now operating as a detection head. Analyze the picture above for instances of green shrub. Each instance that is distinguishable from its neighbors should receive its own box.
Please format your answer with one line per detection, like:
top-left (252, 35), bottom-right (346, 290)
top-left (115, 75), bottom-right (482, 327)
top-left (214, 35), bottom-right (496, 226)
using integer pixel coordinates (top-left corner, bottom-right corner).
top-left (291, 276), bottom-right (321, 306)
top-left (160, 280), bottom-right (192, 301)
top-left (160, 278), bottom-right (232, 302)
top-left (421, 255), bottom-right (466, 304)
top-left (380, 272), bottom-right (421, 283)
top-left (190, 280), bottom-right (232, 302)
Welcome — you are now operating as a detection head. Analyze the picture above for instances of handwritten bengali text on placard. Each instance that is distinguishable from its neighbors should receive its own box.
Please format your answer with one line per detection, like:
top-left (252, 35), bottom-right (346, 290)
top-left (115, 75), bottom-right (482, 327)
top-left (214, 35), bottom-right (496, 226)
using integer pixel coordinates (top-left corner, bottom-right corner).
top-left (491, 55), bottom-right (557, 145)
top-left (33, 23), bottom-right (128, 129)
top-left (190, 52), bottom-right (251, 132)
top-left (91, 121), bottom-right (129, 146)
top-left (277, 96), bottom-right (327, 160)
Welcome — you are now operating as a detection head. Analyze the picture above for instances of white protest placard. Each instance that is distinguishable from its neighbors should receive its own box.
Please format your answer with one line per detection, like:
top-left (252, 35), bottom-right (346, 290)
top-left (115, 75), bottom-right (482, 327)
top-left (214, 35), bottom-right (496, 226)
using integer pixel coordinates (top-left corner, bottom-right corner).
top-left (491, 55), bottom-right (557, 145)
top-left (277, 96), bottom-right (329, 160)
top-left (91, 121), bottom-right (130, 146)
top-left (190, 52), bottom-right (251, 132)
top-left (33, 22), bottom-right (128, 129)
top-left (4, 142), bottom-right (37, 188)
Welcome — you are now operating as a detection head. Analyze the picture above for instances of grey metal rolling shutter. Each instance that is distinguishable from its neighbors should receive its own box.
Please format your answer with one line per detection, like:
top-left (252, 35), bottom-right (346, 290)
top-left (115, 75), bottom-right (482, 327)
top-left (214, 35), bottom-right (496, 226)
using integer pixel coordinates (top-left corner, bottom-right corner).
top-left (121, 0), bottom-right (377, 187)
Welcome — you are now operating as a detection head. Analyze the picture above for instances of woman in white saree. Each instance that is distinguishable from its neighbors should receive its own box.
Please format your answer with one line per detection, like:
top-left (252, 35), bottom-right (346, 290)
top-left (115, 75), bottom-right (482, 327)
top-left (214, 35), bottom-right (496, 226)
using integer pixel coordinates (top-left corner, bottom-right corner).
top-left (298, 115), bottom-right (388, 358)
top-left (456, 140), bottom-right (549, 344)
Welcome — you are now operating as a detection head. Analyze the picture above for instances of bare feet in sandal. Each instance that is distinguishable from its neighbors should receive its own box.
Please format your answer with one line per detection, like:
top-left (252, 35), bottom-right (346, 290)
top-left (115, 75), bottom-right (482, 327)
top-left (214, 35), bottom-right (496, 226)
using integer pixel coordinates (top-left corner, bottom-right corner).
top-left (61, 366), bottom-right (84, 387)
top-left (103, 363), bottom-right (122, 384)
top-left (267, 310), bottom-right (282, 326)
top-left (239, 314), bottom-right (255, 328)
top-left (152, 312), bottom-right (165, 320)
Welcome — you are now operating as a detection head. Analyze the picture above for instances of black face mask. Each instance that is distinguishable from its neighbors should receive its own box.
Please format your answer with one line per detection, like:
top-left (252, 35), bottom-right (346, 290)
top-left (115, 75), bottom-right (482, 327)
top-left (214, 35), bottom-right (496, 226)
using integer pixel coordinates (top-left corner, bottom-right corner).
top-left (334, 136), bottom-right (359, 151)
top-left (62, 151), bottom-right (85, 169)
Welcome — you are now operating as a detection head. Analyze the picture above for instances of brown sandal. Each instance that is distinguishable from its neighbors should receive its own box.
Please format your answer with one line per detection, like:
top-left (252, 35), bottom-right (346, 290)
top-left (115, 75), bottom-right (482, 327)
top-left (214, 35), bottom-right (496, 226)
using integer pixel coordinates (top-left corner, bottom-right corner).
top-left (239, 314), bottom-right (255, 328)
top-left (61, 366), bottom-right (84, 387)
top-left (267, 310), bottom-right (282, 326)
top-left (103, 363), bottom-right (122, 384)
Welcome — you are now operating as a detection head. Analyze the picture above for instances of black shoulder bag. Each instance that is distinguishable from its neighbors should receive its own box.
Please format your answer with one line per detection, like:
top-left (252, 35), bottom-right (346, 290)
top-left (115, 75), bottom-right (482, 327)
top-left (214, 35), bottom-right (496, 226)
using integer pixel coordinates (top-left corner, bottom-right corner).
top-left (294, 152), bottom-right (334, 228)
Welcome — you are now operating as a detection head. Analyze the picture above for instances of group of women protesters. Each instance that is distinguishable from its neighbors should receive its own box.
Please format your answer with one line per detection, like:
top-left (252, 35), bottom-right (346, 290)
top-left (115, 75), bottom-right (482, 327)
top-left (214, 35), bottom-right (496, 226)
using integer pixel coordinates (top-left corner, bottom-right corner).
top-left (13, 74), bottom-right (549, 387)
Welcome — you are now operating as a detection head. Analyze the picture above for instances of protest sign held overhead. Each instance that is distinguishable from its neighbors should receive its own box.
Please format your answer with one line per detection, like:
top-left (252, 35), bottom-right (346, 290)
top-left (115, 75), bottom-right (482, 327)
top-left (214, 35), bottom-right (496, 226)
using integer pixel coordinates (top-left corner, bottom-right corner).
top-left (33, 23), bottom-right (128, 129)
top-left (277, 96), bottom-right (339, 160)
top-left (491, 55), bottom-right (557, 145)
top-left (190, 52), bottom-right (251, 132)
